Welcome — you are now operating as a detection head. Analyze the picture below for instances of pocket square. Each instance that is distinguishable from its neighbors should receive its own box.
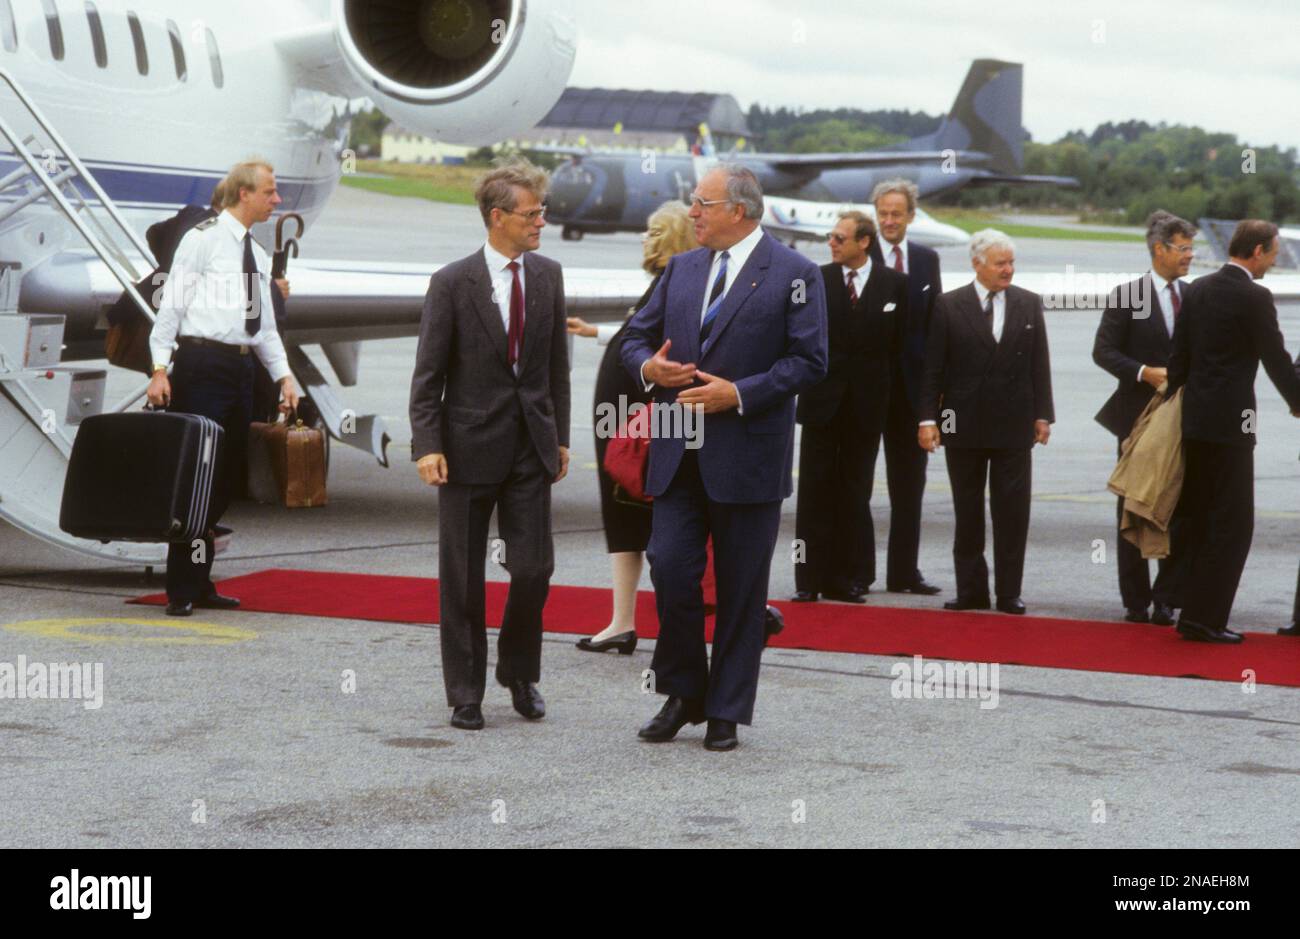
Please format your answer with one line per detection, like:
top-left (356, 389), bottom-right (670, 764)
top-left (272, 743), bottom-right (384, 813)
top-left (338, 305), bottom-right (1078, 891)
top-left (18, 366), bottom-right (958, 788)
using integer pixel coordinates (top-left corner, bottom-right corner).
top-left (883, 302), bottom-right (897, 312)
top-left (922, 284), bottom-right (931, 292)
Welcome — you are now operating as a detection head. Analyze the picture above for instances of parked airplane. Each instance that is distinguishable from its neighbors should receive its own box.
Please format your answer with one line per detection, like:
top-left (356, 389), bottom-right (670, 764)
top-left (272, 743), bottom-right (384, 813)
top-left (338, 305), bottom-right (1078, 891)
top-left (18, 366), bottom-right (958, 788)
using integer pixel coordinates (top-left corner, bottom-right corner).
top-left (764, 196), bottom-right (969, 249)
top-left (0, 0), bottom-right (645, 565)
top-left (547, 59), bottom-right (1079, 241)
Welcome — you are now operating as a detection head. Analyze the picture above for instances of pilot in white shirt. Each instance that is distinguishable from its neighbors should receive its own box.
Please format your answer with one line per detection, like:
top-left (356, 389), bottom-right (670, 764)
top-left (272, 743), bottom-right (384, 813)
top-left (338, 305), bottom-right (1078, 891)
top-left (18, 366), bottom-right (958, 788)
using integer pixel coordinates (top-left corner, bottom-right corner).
top-left (145, 161), bottom-right (299, 617)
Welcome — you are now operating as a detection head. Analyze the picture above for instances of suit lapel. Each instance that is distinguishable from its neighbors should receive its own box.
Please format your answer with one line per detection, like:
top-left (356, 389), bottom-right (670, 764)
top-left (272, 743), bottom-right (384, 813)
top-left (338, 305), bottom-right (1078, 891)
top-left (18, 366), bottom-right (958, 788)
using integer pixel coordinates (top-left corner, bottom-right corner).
top-left (673, 249), bottom-right (712, 364)
top-left (468, 251), bottom-right (509, 367)
top-left (1148, 274), bottom-right (1171, 344)
top-left (964, 284), bottom-right (995, 352)
top-left (701, 234), bottom-right (772, 357)
top-left (995, 288), bottom-right (1023, 361)
top-left (519, 253), bottom-right (548, 371)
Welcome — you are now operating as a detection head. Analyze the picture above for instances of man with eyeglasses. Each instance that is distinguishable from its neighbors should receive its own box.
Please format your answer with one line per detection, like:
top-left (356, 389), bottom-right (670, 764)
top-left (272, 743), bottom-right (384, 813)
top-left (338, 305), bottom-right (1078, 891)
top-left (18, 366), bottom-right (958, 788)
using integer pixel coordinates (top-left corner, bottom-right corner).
top-left (621, 164), bottom-right (827, 751)
top-left (1093, 211), bottom-right (1197, 626)
top-left (792, 211), bottom-right (907, 603)
top-left (409, 159), bottom-right (570, 731)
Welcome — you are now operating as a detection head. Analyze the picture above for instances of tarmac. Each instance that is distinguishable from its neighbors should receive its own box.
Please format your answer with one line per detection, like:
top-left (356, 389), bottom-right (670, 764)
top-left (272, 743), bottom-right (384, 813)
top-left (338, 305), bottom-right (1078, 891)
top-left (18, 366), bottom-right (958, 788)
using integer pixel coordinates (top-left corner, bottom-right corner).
top-left (2, 186), bottom-right (1298, 848)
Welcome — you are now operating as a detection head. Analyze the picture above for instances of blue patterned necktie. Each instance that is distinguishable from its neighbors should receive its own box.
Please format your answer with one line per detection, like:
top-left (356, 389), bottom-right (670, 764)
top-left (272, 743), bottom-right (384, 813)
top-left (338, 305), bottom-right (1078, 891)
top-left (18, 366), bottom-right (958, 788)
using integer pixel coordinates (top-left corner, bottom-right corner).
top-left (699, 250), bottom-right (730, 342)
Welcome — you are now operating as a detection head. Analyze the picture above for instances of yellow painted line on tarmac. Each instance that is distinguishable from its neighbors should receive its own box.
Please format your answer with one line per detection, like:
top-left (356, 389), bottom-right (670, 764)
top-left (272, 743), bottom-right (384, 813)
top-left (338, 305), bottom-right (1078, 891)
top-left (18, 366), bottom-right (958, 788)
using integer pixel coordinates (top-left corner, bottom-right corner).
top-left (2, 617), bottom-right (257, 645)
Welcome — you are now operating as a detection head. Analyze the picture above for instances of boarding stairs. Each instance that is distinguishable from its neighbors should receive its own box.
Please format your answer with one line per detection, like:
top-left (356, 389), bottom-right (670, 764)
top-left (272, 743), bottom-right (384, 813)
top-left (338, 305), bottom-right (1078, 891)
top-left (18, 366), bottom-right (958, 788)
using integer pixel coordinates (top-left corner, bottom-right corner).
top-left (0, 66), bottom-right (164, 564)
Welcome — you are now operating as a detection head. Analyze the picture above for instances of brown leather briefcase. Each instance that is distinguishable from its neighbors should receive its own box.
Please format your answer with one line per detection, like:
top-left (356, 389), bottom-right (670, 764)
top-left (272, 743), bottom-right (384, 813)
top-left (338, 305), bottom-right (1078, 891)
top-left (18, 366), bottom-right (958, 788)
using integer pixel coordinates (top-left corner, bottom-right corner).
top-left (249, 417), bottom-right (328, 508)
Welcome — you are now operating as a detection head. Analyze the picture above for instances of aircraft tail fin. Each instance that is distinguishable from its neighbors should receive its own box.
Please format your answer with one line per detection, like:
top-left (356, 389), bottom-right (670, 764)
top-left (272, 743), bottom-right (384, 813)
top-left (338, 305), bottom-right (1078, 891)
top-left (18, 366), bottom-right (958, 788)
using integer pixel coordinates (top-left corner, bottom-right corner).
top-left (907, 59), bottom-right (1025, 174)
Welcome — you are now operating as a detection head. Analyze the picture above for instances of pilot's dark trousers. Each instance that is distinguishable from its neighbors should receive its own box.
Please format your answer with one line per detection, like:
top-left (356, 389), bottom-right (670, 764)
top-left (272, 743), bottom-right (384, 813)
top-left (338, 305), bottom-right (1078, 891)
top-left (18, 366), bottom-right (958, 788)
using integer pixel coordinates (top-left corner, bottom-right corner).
top-left (437, 418), bottom-right (553, 707)
top-left (647, 449), bottom-right (782, 725)
top-left (165, 341), bottom-right (253, 603)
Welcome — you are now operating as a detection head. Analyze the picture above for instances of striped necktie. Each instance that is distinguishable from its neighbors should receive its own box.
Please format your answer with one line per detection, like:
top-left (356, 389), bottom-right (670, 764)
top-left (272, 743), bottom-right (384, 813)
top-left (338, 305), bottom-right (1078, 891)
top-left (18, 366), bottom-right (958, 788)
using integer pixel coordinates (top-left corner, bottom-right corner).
top-left (699, 250), bottom-right (730, 342)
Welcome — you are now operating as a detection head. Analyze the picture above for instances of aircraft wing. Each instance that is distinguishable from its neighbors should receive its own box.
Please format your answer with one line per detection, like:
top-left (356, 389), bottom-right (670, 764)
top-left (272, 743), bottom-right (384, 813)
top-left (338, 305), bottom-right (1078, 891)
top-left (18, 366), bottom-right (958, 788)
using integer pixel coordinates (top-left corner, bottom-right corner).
top-left (963, 173), bottom-right (1082, 188)
top-left (760, 149), bottom-right (985, 173)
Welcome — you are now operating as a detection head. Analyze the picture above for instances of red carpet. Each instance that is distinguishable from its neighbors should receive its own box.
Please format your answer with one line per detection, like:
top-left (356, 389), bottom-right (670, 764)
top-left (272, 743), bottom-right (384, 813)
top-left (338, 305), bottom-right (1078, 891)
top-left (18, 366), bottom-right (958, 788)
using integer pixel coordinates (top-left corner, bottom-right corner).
top-left (129, 569), bottom-right (1300, 687)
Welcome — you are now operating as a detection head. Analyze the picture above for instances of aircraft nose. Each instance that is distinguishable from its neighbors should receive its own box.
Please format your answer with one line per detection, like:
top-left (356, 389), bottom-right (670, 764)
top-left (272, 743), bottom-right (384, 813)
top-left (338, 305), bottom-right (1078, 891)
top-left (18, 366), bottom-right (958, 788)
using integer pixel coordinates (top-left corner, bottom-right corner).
top-left (549, 164), bottom-right (595, 220)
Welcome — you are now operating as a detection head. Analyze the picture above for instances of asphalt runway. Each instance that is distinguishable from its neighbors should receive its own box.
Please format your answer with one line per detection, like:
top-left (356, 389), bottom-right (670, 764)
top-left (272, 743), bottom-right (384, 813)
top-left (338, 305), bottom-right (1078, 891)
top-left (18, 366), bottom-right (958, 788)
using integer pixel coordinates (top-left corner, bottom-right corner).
top-left (2, 185), bottom-right (1298, 848)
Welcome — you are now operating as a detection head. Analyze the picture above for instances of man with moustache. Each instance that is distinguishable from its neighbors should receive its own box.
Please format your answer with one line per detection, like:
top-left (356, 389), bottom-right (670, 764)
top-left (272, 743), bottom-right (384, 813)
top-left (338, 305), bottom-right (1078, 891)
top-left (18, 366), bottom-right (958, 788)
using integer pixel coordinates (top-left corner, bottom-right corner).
top-left (919, 229), bottom-right (1054, 615)
top-left (1093, 211), bottom-right (1197, 625)
top-left (870, 179), bottom-right (944, 596)
top-left (409, 159), bottom-right (570, 729)
top-left (1165, 220), bottom-right (1300, 644)
top-left (793, 211), bottom-right (907, 602)
top-left (621, 164), bottom-right (826, 751)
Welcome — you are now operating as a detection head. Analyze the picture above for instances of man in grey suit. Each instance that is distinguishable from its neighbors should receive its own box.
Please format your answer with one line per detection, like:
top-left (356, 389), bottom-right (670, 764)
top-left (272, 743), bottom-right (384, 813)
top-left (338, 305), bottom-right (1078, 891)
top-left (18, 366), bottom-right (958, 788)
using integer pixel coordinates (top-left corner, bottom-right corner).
top-left (409, 160), bottom-right (570, 731)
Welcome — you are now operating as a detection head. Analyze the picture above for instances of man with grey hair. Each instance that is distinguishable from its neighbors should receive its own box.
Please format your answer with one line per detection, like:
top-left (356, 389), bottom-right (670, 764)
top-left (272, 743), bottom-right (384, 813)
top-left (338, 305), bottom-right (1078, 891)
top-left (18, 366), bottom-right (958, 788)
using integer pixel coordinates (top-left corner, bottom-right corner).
top-left (621, 163), bottom-right (827, 750)
top-left (919, 229), bottom-right (1054, 615)
top-left (1092, 210), bottom-right (1197, 625)
top-left (409, 158), bottom-right (570, 730)
top-left (869, 177), bottom-right (944, 596)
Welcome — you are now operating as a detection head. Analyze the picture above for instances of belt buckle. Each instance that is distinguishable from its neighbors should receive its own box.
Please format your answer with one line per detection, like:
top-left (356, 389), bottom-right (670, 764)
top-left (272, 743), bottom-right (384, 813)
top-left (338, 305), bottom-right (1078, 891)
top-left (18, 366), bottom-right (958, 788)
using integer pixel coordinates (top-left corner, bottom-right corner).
top-left (239, 344), bottom-right (249, 355)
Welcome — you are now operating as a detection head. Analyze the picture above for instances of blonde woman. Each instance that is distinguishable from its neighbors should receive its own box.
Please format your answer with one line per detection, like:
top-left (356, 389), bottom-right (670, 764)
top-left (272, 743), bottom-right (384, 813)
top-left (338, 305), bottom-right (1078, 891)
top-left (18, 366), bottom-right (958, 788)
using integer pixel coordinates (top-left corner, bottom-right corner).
top-left (567, 201), bottom-right (697, 653)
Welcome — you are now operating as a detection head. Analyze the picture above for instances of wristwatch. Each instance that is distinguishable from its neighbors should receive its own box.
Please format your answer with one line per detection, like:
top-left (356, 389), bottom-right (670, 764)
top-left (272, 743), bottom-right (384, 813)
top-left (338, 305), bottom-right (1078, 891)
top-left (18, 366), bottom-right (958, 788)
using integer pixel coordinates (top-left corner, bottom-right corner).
top-left (152, 364), bottom-right (169, 374)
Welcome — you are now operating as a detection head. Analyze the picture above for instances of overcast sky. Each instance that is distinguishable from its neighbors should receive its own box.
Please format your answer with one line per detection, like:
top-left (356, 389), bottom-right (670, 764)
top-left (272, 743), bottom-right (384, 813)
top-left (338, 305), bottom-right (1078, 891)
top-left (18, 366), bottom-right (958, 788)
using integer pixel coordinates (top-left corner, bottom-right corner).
top-left (563, 0), bottom-right (1300, 152)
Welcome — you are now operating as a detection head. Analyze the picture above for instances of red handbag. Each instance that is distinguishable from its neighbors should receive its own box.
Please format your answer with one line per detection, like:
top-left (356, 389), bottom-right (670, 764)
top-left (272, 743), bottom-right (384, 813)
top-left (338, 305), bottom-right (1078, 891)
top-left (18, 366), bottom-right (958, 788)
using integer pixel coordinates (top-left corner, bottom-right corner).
top-left (603, 404), bottom-right (653, 504)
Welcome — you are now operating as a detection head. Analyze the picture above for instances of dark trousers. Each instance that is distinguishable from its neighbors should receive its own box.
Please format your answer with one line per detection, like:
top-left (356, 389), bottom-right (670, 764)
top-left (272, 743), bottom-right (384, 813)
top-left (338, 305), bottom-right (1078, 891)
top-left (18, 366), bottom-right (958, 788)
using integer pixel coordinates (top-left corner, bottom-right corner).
top-left (884, 382), bottom-right (929, 588)
top-left (648, 449), bottom-right (782, 725)
top-left (437, 420), bottom-right (553, 707)
top-left (794, 407), bottom-right (880, 592)
top-left (944, 446), bottom-right (1032, 601)
top-left (1177, 440), bottom-right (1254, 630)
top-left (165, 342), bottom-right (252, 603)
top-left (1114, 440), bottom-right (1185, 610)
top-left (1291, 562), bottom-right (1300, 627)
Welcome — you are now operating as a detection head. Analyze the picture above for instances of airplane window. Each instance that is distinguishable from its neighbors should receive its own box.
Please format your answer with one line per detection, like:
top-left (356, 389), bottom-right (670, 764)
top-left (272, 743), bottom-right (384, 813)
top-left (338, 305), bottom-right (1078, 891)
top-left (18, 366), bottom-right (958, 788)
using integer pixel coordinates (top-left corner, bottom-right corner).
top-left (127, 11), bottom-right (146, 75)
top-left (0, 1), bottom-right (16, 52)
top-left (205, 27), bottom-right (222, 88)
top-left (84, 2), bottom-right (106, 68)
top-left (41, 0), bottom-right (63, 61)
top-left (166, 19), bottom-right (185, 81)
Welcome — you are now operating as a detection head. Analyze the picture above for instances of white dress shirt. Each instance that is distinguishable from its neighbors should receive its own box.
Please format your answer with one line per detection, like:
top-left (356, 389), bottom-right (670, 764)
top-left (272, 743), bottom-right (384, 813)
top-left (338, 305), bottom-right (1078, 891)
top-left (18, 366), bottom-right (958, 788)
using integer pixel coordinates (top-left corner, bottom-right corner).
top-left (484, 241), bottom-right (527, 335)
top-left (843, 257), bottom-right (872, 296)
top-left (149, 209), bottom-right (291, 381)
top-left (973, 279), bottom-right (1006, 342)
top-left (1135, 273), bottom-right (1182, 385)
top-left (883, 237), bottom-right (908, 275)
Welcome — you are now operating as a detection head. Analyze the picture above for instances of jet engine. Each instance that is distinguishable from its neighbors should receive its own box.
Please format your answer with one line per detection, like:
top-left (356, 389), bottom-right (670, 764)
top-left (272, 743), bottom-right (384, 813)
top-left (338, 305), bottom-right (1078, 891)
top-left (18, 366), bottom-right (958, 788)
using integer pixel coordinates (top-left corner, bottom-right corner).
top-left (333, 0), bottom-right (575, 144)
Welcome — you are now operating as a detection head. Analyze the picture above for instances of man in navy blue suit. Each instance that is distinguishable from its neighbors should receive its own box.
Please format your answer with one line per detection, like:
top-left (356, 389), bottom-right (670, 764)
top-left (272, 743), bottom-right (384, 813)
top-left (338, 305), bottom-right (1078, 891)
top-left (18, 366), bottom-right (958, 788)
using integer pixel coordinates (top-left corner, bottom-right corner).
top-left (621, 165), bottom-right (827, 751)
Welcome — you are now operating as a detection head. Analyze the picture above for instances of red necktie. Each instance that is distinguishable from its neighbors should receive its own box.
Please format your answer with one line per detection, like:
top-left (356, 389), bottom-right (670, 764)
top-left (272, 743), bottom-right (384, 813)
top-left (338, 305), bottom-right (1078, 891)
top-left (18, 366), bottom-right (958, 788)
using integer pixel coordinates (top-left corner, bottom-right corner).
top-left (507, 260), bottom-right (524, 367)
top-left (1168, 281), bottom-right (1180, 322)
top-left (892, 245), bottom-right (904, 273)
top-left (846, 269), bottom-right (858, 305)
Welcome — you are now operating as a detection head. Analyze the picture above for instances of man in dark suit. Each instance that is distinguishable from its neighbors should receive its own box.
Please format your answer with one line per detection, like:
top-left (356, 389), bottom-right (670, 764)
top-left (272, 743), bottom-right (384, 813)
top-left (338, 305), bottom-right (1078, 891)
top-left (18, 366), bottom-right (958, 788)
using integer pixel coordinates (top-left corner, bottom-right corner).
top-left (409, 159), bottom-right (570, 729)
top-left (621, 164), bottom-right (827, 751)
top-left (1282, 563), bottom-right (1300, 637)
top-left (919, 229), bottom-right (1054, 615)
top-left (1092, 211), bottom-right (1197, 625)
top-left (1166, 220), bottom-right (1300, 643)
top-left (793, 211), bottom-right (906, 602)
top-left (871, 179), bottom-right (944, 596)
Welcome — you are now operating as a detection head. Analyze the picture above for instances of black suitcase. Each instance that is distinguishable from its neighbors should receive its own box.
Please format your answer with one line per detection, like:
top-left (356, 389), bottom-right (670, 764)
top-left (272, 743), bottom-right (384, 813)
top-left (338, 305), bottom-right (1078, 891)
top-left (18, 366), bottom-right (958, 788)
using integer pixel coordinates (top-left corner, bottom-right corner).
top-left (60, 411), bottom-right (223, 544)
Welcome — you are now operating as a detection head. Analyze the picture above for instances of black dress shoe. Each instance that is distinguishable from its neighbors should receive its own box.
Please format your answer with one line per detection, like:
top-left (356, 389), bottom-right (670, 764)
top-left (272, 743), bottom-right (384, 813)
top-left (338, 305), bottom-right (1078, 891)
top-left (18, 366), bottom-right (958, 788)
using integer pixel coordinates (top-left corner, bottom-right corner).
top-left (763, 605), bottom-right (784, 642)
top-left (1176, 619), bottom-right (1243, 644)
top-left (1150, 603), bottom-right (1176, 626)
top-left (1223, 627), bottom-right (1245, 640)
top-left (575, 631), bottom-right (637, 655)
top-left (638, 696), bottom-right (705, 742)
top-left (195, 592), bottom-right (240, 610)
top-left (504, 680), bottom-right (545, 720)
top-left (704, 718), bottom-right (738, 751)
top-left (943, 597), bottom-right (991, 611)
top-left (1278, 623), bottom-right (1300, 637)
top-left (450, 704), bottom-right (484, 730)
top-left (165, 600), bottom-right (193, 617)
top-left (1124, 607), bottom-right (1150, 623)
top-left (888, 578), bottom-right (943, 596)
top-left (996, 597), bottom-right (1026, 615)
top-left (790, 590), bottom-right (819, 602)
top-left (822, 587), bottom-right (867, 604)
